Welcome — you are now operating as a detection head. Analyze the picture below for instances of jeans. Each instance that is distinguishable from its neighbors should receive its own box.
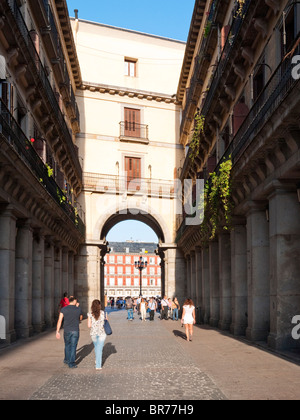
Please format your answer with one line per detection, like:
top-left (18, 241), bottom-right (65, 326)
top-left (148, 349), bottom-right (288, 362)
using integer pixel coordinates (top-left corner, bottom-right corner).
top-left (64, 331), bottom-right (79, 368)
top-left (127, 308), bottom-right (133, 320)
top-left (92, 335), bottom-right (106, 369)
top-left (149, 310), bottom-right (155, 321)
top-left (173, 308), bottom-right (179, 321)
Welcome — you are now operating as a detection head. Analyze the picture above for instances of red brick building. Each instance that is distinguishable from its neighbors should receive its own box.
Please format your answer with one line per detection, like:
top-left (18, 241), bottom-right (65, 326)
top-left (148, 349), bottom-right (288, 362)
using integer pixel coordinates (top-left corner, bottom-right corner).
top-left (104, 242), bottom-right (161, 299)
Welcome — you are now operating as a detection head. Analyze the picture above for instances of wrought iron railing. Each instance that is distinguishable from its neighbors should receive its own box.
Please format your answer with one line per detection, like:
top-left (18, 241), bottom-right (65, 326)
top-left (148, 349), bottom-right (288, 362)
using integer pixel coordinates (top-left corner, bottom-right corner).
top-left (176, 33), bottom-right (300, 242)
top-left (7, 0), bottom-right (82, 177)
top-left (0, 99), bottom-right (85, 237)
top-left (83, 172), bottom-right (176, 197)
top-left (180, 0), bottom-right (220, 134)
top-left (119, 122), bottom-right (149, 141)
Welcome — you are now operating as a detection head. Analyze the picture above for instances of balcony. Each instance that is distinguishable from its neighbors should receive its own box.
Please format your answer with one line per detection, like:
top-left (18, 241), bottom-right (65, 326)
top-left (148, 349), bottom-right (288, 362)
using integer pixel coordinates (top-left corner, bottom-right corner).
top-left (83, 172), bottom-right (176, 198)
top-left (119, 121), bottom-right (149, 144)
top-left (28, 0), bottom-right (80, 132)
top-left (0, 98), bottom-right (85, 237)
top-left (3, 0), bottom-right (82, 192)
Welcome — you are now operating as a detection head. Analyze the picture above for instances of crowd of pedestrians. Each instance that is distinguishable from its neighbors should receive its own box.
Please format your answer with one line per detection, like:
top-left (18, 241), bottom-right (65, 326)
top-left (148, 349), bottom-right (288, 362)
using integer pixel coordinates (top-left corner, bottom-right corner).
top-left (55, 291), bottom-right (196, 371)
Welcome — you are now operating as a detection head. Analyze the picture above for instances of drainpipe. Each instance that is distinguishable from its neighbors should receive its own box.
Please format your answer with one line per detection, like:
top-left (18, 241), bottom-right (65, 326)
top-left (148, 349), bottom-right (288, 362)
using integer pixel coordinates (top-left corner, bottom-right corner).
top-left (74, 9), bottom-right (79, 45)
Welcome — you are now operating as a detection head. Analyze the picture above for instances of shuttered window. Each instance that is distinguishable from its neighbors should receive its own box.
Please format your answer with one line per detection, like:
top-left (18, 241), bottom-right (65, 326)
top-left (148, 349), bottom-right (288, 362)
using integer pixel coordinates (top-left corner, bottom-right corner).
top-left (125, 157), bottom-right (141, 190)
top-left (124, 108), bottom-right (141, 138)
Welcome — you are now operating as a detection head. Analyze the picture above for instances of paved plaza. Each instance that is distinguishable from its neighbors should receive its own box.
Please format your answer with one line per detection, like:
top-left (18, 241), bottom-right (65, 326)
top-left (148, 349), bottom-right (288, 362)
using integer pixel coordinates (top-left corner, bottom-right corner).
top-left (1, 309), bottom-right (300, 401)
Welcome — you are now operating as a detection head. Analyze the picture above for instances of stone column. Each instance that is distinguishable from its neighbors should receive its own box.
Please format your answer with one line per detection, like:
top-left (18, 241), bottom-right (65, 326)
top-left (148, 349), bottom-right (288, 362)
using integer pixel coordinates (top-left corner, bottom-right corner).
top-left (0, 206), bottom-right (17, 343)
top-left (32, 230), bottom-right (45, 333)
top-left (230, 219), bottom-right (247, 336)
top-left (44, 238), bottom-right (55, 328)
top-left (15, 220), bottom-right (33, 339)
top-left (195, 246), bottom-right (202, 322)
top-left (268, 187), bottom-right (300, 350)
top-left (75, 245), bottom-right (100, 316)
top-left (209, 239), bottom-right (219, 327)
top-left (201, 247), bottom-right (210, 324)
top-left (68, 251), bottom-right (74, 297)
top-left (186, 254), bottom-right (191, 299)
top-left (218, 232), bottom-right (231, 330)
top-left (62, 247), bottom-right (69, 295)
top-left (54, 245), bottom-right (62, 321)
top-left (246, 202), bottom-right (270, 342)
top-left (163, 247), bottom-right (186, 303)
top-left (190, 250), bottom-right (196, 302)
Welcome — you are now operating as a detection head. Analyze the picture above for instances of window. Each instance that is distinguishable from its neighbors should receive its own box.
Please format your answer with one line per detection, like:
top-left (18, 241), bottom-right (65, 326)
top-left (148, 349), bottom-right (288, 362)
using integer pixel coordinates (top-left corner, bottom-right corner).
top-left (125, 157), bottom-right (141, 190)
top-left (124, 108), bottom-right (141, 138)
top-left (117, 266), bottom-right (123, 274)
top-left (124, 58), bottom-right (137, 77)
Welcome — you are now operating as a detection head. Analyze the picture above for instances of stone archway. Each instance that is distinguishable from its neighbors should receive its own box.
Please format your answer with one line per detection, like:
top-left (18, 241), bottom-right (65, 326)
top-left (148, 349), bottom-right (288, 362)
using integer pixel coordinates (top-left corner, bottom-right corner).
top-left (99, 209), bottom-right (167, 304)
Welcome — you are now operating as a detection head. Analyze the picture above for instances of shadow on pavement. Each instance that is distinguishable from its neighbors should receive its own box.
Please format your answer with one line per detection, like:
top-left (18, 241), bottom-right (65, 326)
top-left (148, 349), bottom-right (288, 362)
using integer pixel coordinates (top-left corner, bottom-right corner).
top-left (172, 329), bottom-right (187, 340)
top-left (76, 343), bottom-right (94, 365)
top-left (102, 342), bottom-right (117, 367)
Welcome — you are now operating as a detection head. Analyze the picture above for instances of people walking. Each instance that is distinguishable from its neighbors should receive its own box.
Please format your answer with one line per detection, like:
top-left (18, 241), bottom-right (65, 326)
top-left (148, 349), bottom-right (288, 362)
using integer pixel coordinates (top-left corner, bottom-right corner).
top-left (161, 295), bottom-right (169, 320)
top-left (126, 296), bottom-right (134, 321)
top-left (140, 298), bottom-right (147, 321)
top-left (172, 297), bottom-right (180, 321)
top-left (181, 298), bottom-right (196, 342)
top-left (148, 297), bottom-right (157, 321)
top-left (87, 300), bottom-right (107, 370)
top-left (56, 296), bottom-right (83, 369)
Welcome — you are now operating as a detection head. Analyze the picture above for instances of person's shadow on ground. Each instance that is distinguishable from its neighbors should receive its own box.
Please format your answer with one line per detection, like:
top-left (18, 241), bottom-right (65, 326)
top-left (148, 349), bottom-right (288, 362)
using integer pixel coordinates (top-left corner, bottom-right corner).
top-left (173, 330), bottom-right (186, 340)
top-left (76, 343), bottom-right (94, 365)
top-left (102, 342), bottom-right (117, 367)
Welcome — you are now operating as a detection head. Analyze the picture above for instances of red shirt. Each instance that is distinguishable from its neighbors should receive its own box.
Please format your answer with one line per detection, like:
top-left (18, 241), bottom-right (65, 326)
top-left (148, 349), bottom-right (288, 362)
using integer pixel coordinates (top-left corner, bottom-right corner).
top-left (60, 297), bottom-right (69, 308)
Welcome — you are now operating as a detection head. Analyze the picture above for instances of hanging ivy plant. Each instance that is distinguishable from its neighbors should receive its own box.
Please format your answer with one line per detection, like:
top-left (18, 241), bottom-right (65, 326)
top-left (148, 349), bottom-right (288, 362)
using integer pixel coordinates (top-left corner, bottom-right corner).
top-left (198, 157), bottom-right (233, 244)
top-left (189, 113), bottom-right (205, 163)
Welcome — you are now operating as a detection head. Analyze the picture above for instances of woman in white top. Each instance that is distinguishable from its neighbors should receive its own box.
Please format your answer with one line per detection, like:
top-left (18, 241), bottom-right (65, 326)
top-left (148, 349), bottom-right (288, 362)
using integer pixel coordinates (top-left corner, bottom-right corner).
top-left (87, 300), bottom-right (107, 370)
top-left (140, 298), bottom-right (147, 321)
top-left (181, 298), bottom-right (196, 342)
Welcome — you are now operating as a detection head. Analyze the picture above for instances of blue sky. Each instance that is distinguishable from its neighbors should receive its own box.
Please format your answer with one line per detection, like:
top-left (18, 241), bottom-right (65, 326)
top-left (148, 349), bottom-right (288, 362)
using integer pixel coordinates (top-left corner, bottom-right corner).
top-left (107, 221), bottom-right (159, 243)
top-left (66, 0), bottom-right (195, 42)
top-left (66, 1), bottom-right (195, 242)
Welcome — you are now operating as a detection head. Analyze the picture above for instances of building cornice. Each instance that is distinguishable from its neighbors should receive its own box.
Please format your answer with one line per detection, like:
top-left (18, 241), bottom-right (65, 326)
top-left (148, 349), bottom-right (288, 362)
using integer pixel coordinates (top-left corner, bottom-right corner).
top-left (80, 81), bottom-right (180, 105)
top-left (176, 0), bottom-right (206, 103)
top-left (54, 0), bottom-right (82, 87)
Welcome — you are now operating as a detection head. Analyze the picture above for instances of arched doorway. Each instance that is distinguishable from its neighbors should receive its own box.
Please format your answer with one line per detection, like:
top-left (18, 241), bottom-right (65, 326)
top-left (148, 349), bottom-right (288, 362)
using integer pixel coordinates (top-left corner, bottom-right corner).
top-left (99, 210), bottom-right (167, 304)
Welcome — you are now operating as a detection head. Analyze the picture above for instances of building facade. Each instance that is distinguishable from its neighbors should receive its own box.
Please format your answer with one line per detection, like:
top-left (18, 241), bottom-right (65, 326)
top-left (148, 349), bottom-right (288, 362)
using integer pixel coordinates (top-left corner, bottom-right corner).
top-left (0, 0), bottom-right (85, 344)
top-left (176, 0), bottom-right (300, 351)
top-left (104, 242), bottom-right (161, 299)
top-left (72, 18), bottom-right (187, 313)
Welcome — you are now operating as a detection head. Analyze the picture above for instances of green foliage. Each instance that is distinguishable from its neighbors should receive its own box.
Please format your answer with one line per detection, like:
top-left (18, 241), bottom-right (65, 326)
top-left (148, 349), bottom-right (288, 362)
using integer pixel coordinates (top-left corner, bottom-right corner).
top-left (198, 157), bottom-right (233, 244)
top-left (45, 163), bottom-right (54, 178)
top-left (189, 114), bottom-right (205, 163)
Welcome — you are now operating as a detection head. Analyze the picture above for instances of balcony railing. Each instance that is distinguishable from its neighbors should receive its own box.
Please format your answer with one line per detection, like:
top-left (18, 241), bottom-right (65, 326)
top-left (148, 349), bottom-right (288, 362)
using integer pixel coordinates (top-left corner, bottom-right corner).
top-left (176, 35), bottom-right (300, 242)
top-left (7, 0), bottom-right (82, 179)
top-left (119, 122), bottom-right (149, 143)
top-left (83, 172), bottom-right (176, 198)
top-left (0, 99), bottom-right (85, 237)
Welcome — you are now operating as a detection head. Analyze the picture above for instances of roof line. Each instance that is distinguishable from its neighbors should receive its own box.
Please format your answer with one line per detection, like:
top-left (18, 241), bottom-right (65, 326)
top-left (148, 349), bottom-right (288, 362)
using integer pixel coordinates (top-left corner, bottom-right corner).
top-left (69, 17), bottom-right (187, 45)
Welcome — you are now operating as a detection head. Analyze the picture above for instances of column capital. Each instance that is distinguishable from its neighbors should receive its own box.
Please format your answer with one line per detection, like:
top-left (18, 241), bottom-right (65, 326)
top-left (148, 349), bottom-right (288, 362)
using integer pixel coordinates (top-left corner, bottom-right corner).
top-left (244, 200), bottom-right (268, 216)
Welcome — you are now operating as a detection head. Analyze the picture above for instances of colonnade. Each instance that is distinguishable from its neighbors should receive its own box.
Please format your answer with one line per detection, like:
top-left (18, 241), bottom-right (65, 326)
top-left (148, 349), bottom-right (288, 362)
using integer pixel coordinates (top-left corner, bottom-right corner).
top-left (185, 189), bottom-right (300, 351)
top-left (0, 206), bottom-right (76, 344)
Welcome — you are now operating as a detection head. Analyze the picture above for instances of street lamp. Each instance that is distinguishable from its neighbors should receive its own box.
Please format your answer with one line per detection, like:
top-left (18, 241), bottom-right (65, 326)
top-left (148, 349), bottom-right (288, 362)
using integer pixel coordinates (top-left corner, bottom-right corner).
top-left (135, 256), bottom-right (147, 297)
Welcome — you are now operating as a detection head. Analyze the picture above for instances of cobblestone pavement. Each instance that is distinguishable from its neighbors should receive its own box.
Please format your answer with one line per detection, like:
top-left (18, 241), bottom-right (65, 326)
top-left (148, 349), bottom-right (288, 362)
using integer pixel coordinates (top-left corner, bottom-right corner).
top-left (29, 310), bottom-right (226, 401)
top-left (1, 309), bottom-right (300, 400)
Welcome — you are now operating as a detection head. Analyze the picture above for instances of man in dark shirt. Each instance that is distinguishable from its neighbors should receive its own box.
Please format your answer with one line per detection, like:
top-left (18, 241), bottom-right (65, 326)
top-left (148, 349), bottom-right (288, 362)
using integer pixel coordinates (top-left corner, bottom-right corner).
top-left (56, 296), bottom-right (83, 369)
